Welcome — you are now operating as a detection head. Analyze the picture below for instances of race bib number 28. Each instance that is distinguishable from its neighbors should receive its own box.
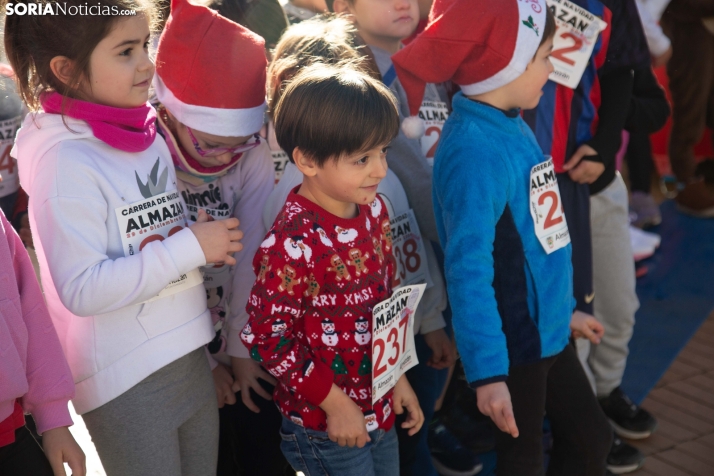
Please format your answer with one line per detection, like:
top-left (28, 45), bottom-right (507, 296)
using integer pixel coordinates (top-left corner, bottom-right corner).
top-left (546, 0), bottom-right (607, 89)
top-left (529, 158), bottom-right (570, 254)
top-left (371, 284), bottom-right (425, 404)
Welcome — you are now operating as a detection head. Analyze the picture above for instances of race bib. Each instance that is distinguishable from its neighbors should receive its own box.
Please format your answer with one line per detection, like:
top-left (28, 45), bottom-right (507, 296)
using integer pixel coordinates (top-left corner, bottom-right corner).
top-left (419, 101), bottom-right (449, 166)
top-left (371, 284), bottom-right (424, 403)
top-left (389, 210), bottom-right (433, 289)
top-left (186, 204), bottom-right (232, 222)
top-left (115, 190), bottom-right (203, 303)
top-left (0, 116), bottom-right (22, 198)
top-left (271, 149), bottom-right (290, 184)
top-left (546, 0), bottom-right (608, 89)
top-left (529, 158), bottom-right (570, 254)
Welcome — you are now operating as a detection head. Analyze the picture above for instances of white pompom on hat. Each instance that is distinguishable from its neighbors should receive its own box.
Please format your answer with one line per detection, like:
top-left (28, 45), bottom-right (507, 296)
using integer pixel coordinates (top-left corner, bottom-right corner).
top-left (393, 0), bottom-right (548, 139)
top-left (154, 0), bottom-right (268, 137)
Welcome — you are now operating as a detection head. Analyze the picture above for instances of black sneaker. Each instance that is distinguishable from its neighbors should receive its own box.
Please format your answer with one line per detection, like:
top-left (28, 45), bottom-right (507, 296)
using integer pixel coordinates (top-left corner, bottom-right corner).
top-left (428, 421), bottom-right (483, 476)
top-left (599, 387), bottom-right (658, 439)
top-left (607, 435), bottom-right (644, 474)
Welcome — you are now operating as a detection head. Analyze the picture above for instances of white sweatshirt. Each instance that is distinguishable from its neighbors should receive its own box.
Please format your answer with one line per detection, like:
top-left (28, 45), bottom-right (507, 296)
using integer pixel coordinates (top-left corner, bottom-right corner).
top-left (174, 141), bottom-right (274, 361)
top-left (13, 113), bottom-right (213, 414)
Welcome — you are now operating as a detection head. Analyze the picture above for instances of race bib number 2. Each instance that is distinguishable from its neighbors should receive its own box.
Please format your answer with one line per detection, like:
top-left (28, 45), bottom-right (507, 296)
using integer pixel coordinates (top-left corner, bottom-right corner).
top-left (529, 158), bottom-right (570, 254)
top-left (546, 0), bottom-right (607, 89)
top-left (115, 190), bottom-right (203, 303)
top-left (371, 284), bottom-right (425, 404)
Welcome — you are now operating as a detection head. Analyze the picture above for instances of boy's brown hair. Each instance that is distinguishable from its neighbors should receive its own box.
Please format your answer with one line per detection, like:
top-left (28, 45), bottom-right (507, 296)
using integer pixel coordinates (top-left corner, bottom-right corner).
top-left (4, 0), bottom-right (158, 111)
top-left (268, 14), bottom-right (378, 119)
top-left (538, 6), bottom-right (556, 50)
top-left (274, 64), bottom-right (399, 167)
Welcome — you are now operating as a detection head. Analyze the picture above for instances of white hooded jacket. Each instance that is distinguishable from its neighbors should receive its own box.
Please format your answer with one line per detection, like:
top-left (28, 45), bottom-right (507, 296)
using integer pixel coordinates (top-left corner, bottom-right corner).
top-left (13, 112), bottom-right (213, 414)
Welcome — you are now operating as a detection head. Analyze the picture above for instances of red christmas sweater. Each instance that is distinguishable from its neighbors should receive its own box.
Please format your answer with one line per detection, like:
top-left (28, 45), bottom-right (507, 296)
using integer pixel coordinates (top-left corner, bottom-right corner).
top-left (242, 187), bottom-right (395, 432)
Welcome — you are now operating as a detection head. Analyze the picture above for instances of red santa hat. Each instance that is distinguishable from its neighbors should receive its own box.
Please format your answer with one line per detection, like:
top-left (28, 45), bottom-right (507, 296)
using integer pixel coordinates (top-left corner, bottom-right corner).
top-left (392, 0), bottom-right (547, 138)
top-left (154, 0), bottom-right (267, 137)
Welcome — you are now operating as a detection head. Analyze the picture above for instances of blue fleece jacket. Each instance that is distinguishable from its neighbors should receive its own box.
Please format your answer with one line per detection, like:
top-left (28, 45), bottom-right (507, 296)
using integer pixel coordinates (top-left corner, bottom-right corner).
top-left (433, 93), bottom-right (575, 387)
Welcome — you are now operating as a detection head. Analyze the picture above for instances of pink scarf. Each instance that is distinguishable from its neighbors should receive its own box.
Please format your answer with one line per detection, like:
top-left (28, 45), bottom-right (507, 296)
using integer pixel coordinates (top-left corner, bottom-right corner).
top-left (41, 92), bottom-right (156, 153)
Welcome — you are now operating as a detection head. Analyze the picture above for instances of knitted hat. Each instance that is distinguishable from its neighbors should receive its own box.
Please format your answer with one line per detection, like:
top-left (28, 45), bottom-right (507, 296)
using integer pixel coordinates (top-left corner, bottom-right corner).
top-left (392, 0), bottom-right (547, 138)
top-left (155, 0), bottom-right (267, 137)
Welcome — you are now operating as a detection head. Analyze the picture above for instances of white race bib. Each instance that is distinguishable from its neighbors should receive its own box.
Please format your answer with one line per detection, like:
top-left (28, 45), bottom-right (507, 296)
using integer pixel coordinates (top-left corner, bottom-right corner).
top-left (546, 0), bottom-right (608, 89)
top-left (419, 101), bottom-right (449, 167)
top-left (271, 149), bottom-right (290, 185)
top-left (529, 158), bottom-right (570, 254)
top-left (115, 190), bottom-right (203, 303)
top-left (389, 209), bottom-right (433, 289)
top-left (371, 284), bottom-right (424, 403)
top-left (0, 116), bottom-right (22, 198)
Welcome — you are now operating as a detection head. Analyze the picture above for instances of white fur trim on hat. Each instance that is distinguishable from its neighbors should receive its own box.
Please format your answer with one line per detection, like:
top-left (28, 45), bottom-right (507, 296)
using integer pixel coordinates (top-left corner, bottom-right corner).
top-left (459, 1), bottom-right (545, 96)
top-left (154, 74), bottom-right (266, 137)
top-left (402, 115), bottom-right (426, 140)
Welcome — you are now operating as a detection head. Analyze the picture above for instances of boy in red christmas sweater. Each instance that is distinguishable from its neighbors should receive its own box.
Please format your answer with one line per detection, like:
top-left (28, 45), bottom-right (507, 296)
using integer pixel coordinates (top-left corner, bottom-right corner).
top-left (242, 64), bottom-right (423, 475)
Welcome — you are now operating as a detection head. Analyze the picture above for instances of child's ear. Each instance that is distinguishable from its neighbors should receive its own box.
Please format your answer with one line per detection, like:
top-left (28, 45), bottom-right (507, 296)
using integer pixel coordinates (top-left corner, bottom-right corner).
top-left (49, 56), bottom-right (78, 88)
top-left (293, 148), bottom-right (319, 177)
top-left (332, 0), bottom-right (350, 14)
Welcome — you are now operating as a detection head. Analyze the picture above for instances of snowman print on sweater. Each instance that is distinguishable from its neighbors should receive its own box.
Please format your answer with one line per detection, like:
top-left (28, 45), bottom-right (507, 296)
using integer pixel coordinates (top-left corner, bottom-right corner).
top-left (321, 318), bottom-right (339, 346)
top-left (354, 316), bottom-right (371, 345)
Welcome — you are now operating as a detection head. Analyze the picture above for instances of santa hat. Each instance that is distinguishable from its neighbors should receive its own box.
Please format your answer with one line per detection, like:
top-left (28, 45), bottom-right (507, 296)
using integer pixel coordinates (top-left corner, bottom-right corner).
top-left (155, 0), bottom-right (267, 137)
top-left (392, 0), bottom-right (547, 138)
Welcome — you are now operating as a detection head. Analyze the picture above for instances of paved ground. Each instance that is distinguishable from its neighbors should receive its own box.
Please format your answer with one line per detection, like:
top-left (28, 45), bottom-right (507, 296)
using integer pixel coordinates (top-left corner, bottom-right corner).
top-left (628, 312), bottom-right (714, 475)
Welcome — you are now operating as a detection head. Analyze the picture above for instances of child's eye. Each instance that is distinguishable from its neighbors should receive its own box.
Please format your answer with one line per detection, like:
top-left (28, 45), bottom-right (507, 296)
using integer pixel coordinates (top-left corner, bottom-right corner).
top-left (355, 156), bottom-right (368, 165)
top-left (144, 41), bottom-right (150, 50)
top-left (120, 47), bottom-right (132, 56)
top-left (381, 146), bottom-right (390, 154)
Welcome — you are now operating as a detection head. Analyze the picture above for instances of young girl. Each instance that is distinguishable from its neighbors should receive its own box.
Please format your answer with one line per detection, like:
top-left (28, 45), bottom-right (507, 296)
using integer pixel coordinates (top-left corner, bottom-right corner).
top-left (0, 205), bottom-right (85, 476)
top-left (6, 1), bottom-right (242, 474)
top-left (152, 1), bottom-right (280, 474)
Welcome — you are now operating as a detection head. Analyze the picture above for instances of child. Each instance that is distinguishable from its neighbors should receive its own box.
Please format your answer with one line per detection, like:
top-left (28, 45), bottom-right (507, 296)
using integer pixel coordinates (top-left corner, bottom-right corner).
top-left (0, 205), bottom-right (85, 476)
top-left (393, 1), bottom-right (613, 475)
top-left (152, 1), bottom-right (284, 474)
top-left (243, 64), bottom-right (424, 476)
top-left (262, 15), bottom-right (466, 476)
top-left (6, 1), bottom-right (242, 474)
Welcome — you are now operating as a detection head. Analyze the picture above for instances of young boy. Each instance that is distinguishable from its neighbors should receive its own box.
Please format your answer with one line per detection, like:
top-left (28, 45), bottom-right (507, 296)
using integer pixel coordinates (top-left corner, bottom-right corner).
top-left (242, 64), bottom-right (424, 476)
top-left (392, 1), bottom-right (613, 475)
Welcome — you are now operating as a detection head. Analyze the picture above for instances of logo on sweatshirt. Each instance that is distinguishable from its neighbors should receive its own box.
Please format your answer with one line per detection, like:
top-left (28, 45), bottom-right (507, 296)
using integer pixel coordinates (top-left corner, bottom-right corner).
top-left (135, 158), bottom-right (168, 198)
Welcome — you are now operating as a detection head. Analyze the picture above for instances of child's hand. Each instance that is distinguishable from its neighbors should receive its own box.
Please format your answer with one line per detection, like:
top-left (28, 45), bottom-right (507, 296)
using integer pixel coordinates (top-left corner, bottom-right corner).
top-left (320, 384), bottom-right (371, 448)
top-left (570, 310), bottom-right (604, 344)
top-left (476, 381), bottom-right (519, 438)
top-left (212, 363), bottom-right (237, 408)
top-left (42, 426), bottom-right (86, 476)
top-left (231, 356), bottom-right (277, 413)
top-left (423, 328), bottom-right (457, 369)
top-left (393, 375), bottom-right (424, 436)
top-left (189, 209), bottom-right (243, 266)
top-left (562, 144), bottom-right (605, 184)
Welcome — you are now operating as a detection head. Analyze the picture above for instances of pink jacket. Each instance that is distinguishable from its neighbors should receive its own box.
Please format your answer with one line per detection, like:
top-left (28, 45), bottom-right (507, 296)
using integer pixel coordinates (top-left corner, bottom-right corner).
top-left (0, 208), bottom-right (74, 434)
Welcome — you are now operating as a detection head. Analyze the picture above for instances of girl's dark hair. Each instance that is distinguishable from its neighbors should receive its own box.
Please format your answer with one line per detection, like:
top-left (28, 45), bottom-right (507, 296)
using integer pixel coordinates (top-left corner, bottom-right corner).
top-left (4, 0), bottom-right (158, 111)
top-left (274, 63), bottom-right (399, 167)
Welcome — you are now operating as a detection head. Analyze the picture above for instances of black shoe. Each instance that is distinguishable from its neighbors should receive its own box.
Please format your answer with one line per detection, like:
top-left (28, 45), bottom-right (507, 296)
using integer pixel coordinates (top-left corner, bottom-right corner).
top-left (428, 421), bottom-right (483, 476)
top-left (599, 387), bottom-right (658, 439)
top-left (607, 435), bottom-right (645, 474)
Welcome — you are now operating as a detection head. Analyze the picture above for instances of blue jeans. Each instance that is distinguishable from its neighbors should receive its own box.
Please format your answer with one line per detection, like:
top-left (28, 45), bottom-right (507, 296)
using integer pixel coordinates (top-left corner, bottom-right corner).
top-left (280, 417), bottom-right (399, 476)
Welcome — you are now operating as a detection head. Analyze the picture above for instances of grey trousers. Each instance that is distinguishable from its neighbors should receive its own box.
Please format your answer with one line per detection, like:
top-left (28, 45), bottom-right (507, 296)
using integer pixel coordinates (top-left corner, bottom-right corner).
top-left (577, 174), bottom-right (640, 397)
top-left (83, 348), bottom-right (219, 476)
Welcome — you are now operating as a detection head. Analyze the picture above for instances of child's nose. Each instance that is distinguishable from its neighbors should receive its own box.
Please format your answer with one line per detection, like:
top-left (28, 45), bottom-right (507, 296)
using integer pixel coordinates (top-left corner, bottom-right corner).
top-left (215, 152), bottom-right (233, 165)
top-left (372, 157), bottom-right (388, 179)
top-left (394, 0), bottom-right (411, 10)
